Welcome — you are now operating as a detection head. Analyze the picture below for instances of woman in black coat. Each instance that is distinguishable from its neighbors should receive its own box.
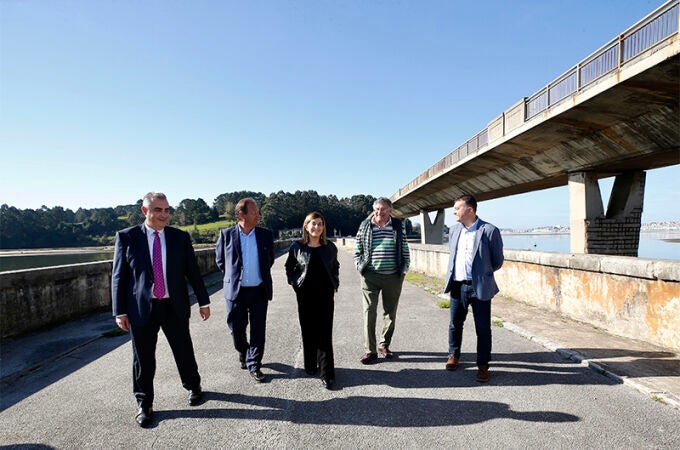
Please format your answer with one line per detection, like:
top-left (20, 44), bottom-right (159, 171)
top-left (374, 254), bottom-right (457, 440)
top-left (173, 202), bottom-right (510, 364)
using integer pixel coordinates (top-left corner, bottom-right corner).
top-left (285, 211), bottom-right (340, 389)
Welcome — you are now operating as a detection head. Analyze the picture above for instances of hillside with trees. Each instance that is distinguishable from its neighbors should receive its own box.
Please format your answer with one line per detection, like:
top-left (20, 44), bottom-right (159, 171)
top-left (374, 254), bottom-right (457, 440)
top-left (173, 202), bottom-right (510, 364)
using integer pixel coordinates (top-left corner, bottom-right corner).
top-left (0, 191), bottom-right (414, 249)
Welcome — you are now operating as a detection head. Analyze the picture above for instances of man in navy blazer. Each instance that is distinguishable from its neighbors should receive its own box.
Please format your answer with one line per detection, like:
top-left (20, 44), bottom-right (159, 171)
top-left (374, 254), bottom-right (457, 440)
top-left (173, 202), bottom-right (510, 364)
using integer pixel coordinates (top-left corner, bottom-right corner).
top-left (216, 197), bottom-right (274, 382)
top-left (443, 194), bottom-right (503, 383)
top-left (112, 192), bottom-right (210, 427)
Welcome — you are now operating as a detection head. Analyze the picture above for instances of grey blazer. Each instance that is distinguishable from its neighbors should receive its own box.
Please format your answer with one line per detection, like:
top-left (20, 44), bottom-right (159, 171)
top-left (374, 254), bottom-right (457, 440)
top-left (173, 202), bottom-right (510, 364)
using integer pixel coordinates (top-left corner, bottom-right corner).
top-left (444, 218), bottom-right (504, 301)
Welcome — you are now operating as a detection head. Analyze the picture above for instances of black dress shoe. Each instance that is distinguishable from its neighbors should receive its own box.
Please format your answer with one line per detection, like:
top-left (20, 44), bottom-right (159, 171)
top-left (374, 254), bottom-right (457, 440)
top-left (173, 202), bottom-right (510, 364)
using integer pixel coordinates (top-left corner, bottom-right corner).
top-left (321, 378), bottom-right (335, 390)
top-left (239, 353), bottom-right (247, 370)
top-left (135, 407), bottom-right (153, 428)
top-left (249, 369), bottom-right (265, 383)
top-left (188, 387), bottom-right (203, 406)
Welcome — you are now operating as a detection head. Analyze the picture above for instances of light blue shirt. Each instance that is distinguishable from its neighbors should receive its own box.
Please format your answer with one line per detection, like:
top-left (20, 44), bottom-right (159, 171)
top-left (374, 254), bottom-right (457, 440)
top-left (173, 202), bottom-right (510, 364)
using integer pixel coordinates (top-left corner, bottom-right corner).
top-left (239, 227), bottom-right (263, 287)
top-left (454, 218), bottom-right (479, 281)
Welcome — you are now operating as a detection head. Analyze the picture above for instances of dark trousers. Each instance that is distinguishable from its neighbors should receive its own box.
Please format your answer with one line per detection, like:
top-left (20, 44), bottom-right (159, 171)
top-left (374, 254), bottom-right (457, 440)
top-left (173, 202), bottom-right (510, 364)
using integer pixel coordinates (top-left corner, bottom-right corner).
top-left (296, 288), bottom-right (335, 381)
top-left (226, 285), bottom-right (269, 371)
top-left (129, 298), bottom-right (200, 409)
top-left (448, 282), bottom-right (492, 367)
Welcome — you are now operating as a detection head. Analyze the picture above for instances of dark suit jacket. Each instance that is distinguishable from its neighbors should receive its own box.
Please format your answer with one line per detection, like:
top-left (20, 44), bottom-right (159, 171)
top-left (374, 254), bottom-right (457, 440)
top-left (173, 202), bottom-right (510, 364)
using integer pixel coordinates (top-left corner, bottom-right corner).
top-left (111, 224), bottom-right (210, 326)
top-left (215, 225), bottom-right (275, 301)
top-left (444, 218), bottom-right (504, 301)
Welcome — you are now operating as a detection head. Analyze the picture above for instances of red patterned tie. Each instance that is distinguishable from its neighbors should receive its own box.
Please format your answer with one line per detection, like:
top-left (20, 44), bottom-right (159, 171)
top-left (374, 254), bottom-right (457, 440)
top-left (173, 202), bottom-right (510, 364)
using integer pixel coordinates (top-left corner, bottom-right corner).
top-left (152, 231), bottom-right (166, 298)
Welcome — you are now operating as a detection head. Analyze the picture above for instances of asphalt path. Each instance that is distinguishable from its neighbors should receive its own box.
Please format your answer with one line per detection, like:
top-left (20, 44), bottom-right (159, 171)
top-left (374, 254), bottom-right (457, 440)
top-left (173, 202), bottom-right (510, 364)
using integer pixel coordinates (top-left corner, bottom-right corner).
top-left (1, 249), bottom-right (679, 448)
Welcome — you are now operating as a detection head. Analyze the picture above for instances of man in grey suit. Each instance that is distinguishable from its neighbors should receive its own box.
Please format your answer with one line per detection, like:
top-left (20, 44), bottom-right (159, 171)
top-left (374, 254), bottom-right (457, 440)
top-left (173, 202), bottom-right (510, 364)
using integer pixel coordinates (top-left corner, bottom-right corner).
top-left (216, 198), bottom-right (274, 383)
top-left (112, 192), bottom-right (211, 427)
top-left (443, 194), bottom-right (503, 382)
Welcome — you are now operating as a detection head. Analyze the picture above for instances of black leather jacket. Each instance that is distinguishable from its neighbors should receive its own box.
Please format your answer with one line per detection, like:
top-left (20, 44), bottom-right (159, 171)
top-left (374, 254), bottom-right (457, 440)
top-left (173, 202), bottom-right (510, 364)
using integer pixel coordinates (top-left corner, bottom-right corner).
top-left (285, 241), bottom-right (340, 291)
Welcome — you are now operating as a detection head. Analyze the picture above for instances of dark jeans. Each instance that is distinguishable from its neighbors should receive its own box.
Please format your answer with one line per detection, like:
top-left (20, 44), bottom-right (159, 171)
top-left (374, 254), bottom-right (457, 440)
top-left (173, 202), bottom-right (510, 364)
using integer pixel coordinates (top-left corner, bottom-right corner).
top-left (448, 281), bottom-right (492, 367)
top-left (129, 298), bottom-right (201, 409)
top-left (226, 285), bottom-right (269, 371)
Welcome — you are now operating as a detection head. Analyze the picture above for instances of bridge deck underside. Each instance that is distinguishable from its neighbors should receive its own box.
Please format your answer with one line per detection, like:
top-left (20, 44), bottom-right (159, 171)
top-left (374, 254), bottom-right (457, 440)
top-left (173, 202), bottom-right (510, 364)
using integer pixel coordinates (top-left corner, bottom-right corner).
top-left (393, 54), bottom-right (679, 218)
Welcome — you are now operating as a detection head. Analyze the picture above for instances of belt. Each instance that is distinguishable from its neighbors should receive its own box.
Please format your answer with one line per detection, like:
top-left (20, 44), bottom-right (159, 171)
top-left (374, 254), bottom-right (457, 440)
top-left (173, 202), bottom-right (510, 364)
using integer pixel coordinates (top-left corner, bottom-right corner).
top-left (456, 280), bottom-right (473, 286)
top-left (241, 283), bottom-right (263, 290)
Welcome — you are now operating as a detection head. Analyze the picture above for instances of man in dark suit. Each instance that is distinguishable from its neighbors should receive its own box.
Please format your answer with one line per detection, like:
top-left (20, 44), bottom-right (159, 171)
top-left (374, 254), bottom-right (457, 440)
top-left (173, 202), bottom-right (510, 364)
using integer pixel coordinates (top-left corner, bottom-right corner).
top-left (216, 197), bottom-right (274, 383)
top-left (443, 194), bottom-right (504, 383)
top-left (112, 192), bottom-right (211, 428)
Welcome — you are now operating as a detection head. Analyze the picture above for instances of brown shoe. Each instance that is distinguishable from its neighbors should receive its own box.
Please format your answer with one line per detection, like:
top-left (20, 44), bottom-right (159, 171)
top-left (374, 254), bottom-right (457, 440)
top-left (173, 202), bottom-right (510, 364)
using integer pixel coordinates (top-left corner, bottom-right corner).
top-left (360, 353), bottom-right (378, 364)
top-left (445, 355), bottom-right (459, 371)
top-left (476, 365), bottom-right (489, 382)
top-left (378, 346), bottom-right (393, 359)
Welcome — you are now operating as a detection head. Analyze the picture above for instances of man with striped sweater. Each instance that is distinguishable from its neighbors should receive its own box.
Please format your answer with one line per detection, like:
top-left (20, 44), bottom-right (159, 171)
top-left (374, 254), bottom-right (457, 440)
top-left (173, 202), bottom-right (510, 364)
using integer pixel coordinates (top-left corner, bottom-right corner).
top-left (354, 197), bottom-right (410, 364)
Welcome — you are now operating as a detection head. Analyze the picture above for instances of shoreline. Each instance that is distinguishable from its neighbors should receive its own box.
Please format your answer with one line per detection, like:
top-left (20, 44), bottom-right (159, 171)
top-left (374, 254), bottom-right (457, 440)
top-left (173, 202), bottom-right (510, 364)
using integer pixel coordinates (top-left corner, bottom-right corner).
top-left (502, 230), bottom-right (680, 236)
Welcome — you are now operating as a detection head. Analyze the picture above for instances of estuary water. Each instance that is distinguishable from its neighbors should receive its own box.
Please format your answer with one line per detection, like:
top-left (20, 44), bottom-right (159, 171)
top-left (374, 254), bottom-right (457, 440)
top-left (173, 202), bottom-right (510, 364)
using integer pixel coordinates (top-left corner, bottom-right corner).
top-left (501, 231), bottom-right (680, 260)
top-left (0, 231), bottom-right (678, 273)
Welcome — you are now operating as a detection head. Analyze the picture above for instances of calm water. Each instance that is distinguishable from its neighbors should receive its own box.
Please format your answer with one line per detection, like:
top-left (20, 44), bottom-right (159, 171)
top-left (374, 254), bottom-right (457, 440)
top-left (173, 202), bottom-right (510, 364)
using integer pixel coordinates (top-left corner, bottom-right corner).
top-left (501, 231), bottom-right (680, 260)
top-left (0, 231), bottom-right (678, 272)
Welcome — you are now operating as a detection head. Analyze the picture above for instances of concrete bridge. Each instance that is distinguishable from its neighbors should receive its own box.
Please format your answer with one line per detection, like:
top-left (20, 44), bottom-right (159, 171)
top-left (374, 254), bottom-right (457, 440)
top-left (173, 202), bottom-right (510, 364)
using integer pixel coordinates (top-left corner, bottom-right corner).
top-left (392, 0), bottom-right (680, 257)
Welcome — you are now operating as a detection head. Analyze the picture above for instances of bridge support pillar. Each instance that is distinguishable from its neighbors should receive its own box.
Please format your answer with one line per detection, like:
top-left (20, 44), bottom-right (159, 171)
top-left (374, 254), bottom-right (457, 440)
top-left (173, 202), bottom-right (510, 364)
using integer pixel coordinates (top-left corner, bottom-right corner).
top-left (420, 209), bottom-right (445, 244)
top-left (568, 171), bottom-right (646, 256)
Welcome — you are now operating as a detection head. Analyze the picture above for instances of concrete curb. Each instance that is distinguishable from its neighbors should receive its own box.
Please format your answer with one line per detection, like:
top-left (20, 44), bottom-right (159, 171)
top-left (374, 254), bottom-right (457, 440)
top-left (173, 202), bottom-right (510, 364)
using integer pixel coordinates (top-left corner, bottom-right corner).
top-left (436, 290), bottom-right (679, 410)
top-left (497, 318), bottom-right (680, 410)
top-left (0, 335), bottom-right (104, 385)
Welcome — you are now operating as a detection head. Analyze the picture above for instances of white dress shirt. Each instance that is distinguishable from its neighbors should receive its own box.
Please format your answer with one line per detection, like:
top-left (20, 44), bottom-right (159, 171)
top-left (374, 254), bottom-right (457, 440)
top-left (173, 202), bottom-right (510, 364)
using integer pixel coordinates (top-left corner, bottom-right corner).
top-left (454, 218), bottom-right (479, 282)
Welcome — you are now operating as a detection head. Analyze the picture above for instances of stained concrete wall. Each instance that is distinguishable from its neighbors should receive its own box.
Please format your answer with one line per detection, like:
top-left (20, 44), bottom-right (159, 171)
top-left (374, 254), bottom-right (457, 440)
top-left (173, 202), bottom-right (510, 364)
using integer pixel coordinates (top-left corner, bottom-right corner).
top-left (0, 261), bottom-right (115, 339)
top-left (337, 239), bottom-right (680, 352)
top-left (495, 249), bottom-right (680, 351)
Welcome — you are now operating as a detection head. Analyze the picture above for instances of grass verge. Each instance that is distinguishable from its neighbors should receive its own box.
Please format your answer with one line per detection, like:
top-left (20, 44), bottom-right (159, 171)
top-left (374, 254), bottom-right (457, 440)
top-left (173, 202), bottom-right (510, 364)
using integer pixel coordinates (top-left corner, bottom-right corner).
top-left (178, 219), bottom-right (235, 233)
top-left (404, 272), bottom-right (450, 308)
top-left (404, 272), bottom-right (445, 295)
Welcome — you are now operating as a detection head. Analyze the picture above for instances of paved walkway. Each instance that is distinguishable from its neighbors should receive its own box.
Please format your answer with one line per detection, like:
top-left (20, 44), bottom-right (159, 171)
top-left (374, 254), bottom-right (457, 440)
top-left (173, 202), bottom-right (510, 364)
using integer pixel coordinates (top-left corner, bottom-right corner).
top-left (1, 249), bottom-right (679, 448)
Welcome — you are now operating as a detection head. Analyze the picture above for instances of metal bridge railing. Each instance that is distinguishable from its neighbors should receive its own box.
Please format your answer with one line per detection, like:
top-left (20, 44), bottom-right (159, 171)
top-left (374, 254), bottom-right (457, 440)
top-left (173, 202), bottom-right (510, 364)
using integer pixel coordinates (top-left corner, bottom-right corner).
top-left (398, 0), bottom-right (678, 199)
top-left (527, 0), bottom-right (679, 118)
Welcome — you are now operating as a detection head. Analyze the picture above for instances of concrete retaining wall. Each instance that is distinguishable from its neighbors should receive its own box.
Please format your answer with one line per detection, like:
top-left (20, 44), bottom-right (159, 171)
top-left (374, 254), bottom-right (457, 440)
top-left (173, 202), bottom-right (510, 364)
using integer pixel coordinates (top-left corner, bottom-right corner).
top-left (5, 239), bottom-right (678, 350)
top-left (496, 249), bottom-right (680, 351)
top-left (0, 241), bottom-right (294, 338)
top-left (0, 261), bottom-right (114, 339)
top-left (0, 248), bottom-right (217, 338)
top-left (336, 239), bottom-right (680, 351)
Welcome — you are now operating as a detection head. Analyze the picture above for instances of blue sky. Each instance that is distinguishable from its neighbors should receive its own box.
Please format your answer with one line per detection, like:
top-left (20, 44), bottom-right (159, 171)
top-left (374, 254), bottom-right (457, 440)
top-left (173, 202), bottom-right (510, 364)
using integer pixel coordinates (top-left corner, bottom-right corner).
top-left (1, 0), bottom-right (677, 229)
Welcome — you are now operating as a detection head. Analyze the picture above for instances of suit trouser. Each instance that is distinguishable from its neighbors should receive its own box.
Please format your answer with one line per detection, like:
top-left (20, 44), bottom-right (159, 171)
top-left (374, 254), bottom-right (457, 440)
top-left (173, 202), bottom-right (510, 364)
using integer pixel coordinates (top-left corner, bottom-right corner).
top-left (226, 285), bottom-right (269, 371)
top-left (448, 281), bottom-right (492, 367)
top-left (129, 298), bottom-right (201, 409)
top-left (360, 271), bottom-right (404, 354)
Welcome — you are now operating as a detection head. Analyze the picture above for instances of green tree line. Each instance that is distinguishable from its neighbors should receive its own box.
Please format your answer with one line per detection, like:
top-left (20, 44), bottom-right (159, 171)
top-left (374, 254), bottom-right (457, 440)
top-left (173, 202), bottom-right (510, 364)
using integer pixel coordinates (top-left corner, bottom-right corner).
top-left (0, 190), bottom-right (415, 249)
